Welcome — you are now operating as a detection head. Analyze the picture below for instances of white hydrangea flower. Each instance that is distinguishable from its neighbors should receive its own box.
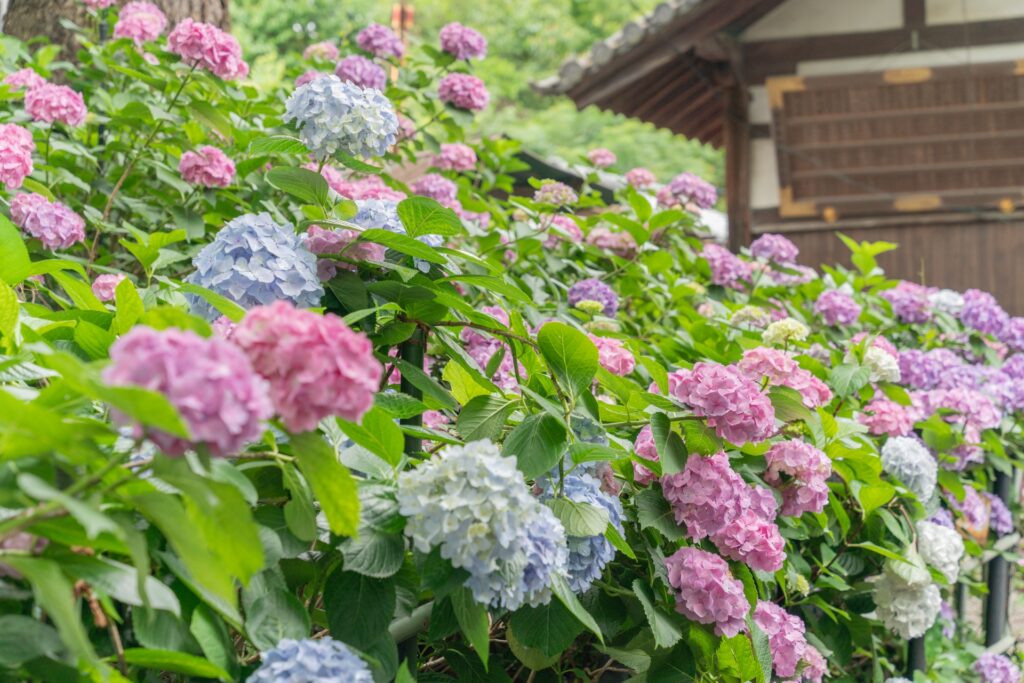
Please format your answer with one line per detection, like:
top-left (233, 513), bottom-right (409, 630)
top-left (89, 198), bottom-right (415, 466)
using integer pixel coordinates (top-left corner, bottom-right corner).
top-left (873, 556), bottom-right (942, 639)
top-left (928, 289), bottom-right (964, 315)
top-left (863, 346), bottom-right (901, 383)
top-left (917, 520), bottom-right (964, 583)
top-left (762, 317), bottom-right (809, 346)
top-left (885, 678), bottom-right (914, 683)
top-left (881, 437), bottom-right (937, 501)
top-left (284, 75), bottom-right (398, 159)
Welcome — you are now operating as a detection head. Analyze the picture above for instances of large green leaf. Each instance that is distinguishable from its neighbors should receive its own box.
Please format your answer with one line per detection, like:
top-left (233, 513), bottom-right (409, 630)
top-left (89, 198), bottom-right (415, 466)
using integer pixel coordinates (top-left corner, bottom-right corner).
top-left (266, 166), bottom-right (329, 207)
top-left (0, 281), bottom-right (17, 342)
top-left (323, 570), bottom-right (395, 650)
top-left (549, 575), bottom-right (603, 642)
top-left (398, 196), bottom-right (465, 238)
top-left (650, 412), bottom-right (687, 475)
top-left (337, 406), bottom-right (405, 467)
top-left (119, 649), bottom-right (231, 681)
top-left (507, 599), bottom-right (584, 657)
top-left (633, 579), bottom-right (683, 649)
top-left (113, 278), bottom-right (145, 334)
top-left (537, 322), bottom-right (598, 400)
top-left (456, 395), bottom-right (516, 442)
top-left (504, 413), bottom-right (568, 478)
top-left (245, 588), bottom-right (311, 651)
top-left (0, 214), bottom-right (29, 285)
top-left (0, 615), bottom-right (63, 666)
top-left (547, 497), bottom-right (609, 537)
top-left (249, 135), bottom-right (308, 155)
top-left (290, 431), bottom-right (360, 537)
top-left (359, 228), bottom-right (446, 264)
top-left (452, 587), bottom-right (490, 668)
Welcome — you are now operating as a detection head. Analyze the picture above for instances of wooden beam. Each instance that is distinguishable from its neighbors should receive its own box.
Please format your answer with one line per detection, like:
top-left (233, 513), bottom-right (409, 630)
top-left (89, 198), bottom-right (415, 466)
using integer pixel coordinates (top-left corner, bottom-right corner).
top-left (648, 82), bottom-right (719, 133)
top-left (725, 84), bottom-right (751, 250)
top-left (904, 0), bottom-right (925, 27)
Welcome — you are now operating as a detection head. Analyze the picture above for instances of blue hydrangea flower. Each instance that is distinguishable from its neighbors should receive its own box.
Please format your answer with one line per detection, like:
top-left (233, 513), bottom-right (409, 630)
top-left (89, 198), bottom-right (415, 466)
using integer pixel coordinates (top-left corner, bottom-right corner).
top-left (351, 199), bottom-right (442, 273)
top-left (537, 472), bottom-right (623, 593)
top-left (397, 439), bottom-right (568, 610)
top-left (247, 637), bottom-right (373, 683)
top-left (186, 213), bottom-right (323, 320)
top-left (567, 278), bottom-right (618, 317)
top-left (284, 75), bottom-right (398, 160)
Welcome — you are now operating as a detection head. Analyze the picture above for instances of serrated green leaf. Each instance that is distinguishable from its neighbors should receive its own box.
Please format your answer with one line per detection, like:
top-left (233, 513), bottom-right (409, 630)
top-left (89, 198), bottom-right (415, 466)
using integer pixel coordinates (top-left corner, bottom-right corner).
top-left (537, 322), bottom-right (598, 400)
top-left (398, 196), bottom-right (465, 238)
top-left (290, 431), bottom-right (360, 536)
top-left (504, 413), bottom-right (567, 478)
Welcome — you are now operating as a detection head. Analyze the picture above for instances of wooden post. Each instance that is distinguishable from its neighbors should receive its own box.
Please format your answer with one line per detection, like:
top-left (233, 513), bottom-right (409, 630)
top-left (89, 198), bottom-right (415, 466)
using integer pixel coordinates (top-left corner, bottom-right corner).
top-left (722, 64), bottom-right (750, 252)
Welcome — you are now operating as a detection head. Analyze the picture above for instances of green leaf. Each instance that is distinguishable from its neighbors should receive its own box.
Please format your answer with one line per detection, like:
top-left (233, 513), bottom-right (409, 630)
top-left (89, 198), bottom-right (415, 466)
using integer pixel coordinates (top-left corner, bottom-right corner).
top-left (249, 135), bottom-right (308, 155)
top-left (680, 420), bottom-right (722, 455)
top-left (0, 615), bottom-right (63, 666)
top-left (0, 281), bottom-right (18, 341)
top-left (507, 623), bottom-right (561, 671)
top-left (718, 633), bottom-right (762, 683)
top-left (635, 489), bottom-right (685, 541)
top-left (0, 214), bottom-right (29, 285)
top-left (340, 526), bottom-right (405, 578)
top-left (550, 574), bottom-right (603, 643)
top-left (829, 363), bottom-right (872, 398)
top-left (443, 359), bottom-right (496, 406)
top-left (266, 166), bottom-right (329, 207)
top-left (245, 589), bottom-right (311, 651)
top-left (337, 406), bottom-right (405, 467)
top-left (547, 497), bottom-right (609, 536)
top-left (397, 358), bottom-right (458, 410)
top-left (118, 649), bottom-right (231, 681)
top-left (605, 522), bottom-right (636, 560)
top-left (568, 442), bottom-right (619, 465)
top-left (51, 271), bottom-right (106, 311)
top-left (55, 553), bottom-right (180, 615)
top-left (456, 395), bottom-right (516, 442)
top-left (324, 570), bottom-right (395, 650)
top-left (444, 275), bottom-right (532, 306)
top-left (175, 282), bottom-right (246, 322)
top-left (452, 587), bottom-right (490, 668)
top-left (537, 322), bottom-right (598, 400)
top-left (17, 473), bottom-right (122, 540)
top-left (73, 320), bottom-right (115, 359)
top-left (507, 599), bottom-right (584, 658)
top-left (769, 385), bottom-right (814, 423)
top-left (359, 228), bottom-right (446, 264)
top-left (189, 100), bottom-right (235, 142)
top-left (632, 579), bottom-right (683, 649)
top-left (190, 605), bottom-right (237, 678)
top-left (504, 413), bottom-right (568, 478)
top-left (114, 278), bottom-right (145, 334)
top-left (748, 616), bottom-right (773, 683)
top-left (290, 431), bottom-right (360, 537)
top-left (398, 196), bottom-right (465, 237)
top-left (650, 413), bottom-right (687, 475)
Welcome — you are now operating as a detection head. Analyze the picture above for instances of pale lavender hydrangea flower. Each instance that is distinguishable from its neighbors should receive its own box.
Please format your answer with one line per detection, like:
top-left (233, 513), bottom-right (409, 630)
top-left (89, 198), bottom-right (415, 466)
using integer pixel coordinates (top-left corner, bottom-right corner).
top-left (960, 289), bottom-right (1009, 337)
top-left (410, 173), bottom-right (458, 205)
top-left (284, 75), bottom-right (398, 159)
top-left (567, 278), bottom-right (617, 316)
top-left (975, 653), bottom-right (1022, 683)
top-left (334, 55), bottom-right (387, 90)
top-left (185, 213), bottom-right (323, 320)
top-left (247, 637), bottom-right (373, 683)
top-left (882, 281), bottom-right (932, 324)
top-left (982, 492), bottom-right (1013, 535)
top-left (351, 199), bottom-right (440, 272)
top-left (356, 23), bottom-right (404, 59)
top-left (750, 233), bottom-right (799, 263)
top-left (659, 171), bottom-right (717, 209)
top-left (534, 181), bottom-right (578, 205)
top-left (814, 289), bottom-right (861, 326)
top-left (880, 436), bottom-right (937, 501)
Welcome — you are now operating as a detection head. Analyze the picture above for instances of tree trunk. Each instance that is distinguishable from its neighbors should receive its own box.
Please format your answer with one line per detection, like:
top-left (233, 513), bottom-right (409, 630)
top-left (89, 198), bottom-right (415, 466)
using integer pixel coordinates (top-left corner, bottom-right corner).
top-left (3, 0), bottom-right (230, 60)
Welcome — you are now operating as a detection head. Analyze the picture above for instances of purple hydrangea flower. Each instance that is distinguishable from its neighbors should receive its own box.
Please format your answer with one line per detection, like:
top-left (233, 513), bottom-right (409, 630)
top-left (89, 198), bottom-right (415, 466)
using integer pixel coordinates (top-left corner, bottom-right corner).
top-left (567, 278), bottom-right (618, 316)
top-left (439, 22), bottom-right (487, 60)
top-left (659, 171), bottom-right (717, 209)
top-left (356, 23), bottom-right (404, 59)
top-left (974, 652), bottom-right (1022, 683)
top-left (814, 289), bottom-right (861, 326)
top-left (410, 173), bottom-right (458, 205)
top-left (438, 73), bottom-right (489, 111)
top-left (960, 289), bottom-right (1009, 337)
top-left (334, 54), bottom-right (387, 90)
top-left (750, 233), bottom-right (799, 263)
top-left (882, 281), bottom-right (933, 324)
top-left (983, 492), bottom-right (1014, 535)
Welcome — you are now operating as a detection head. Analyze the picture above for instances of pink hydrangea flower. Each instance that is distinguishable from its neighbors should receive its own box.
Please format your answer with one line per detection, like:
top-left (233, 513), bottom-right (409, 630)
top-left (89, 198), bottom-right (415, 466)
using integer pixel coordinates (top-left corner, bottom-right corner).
top-left (91, 274), bottom-right (126, 302)
top-left (102, 327), bottom-right (272, 456)
top-left (410, 173), bottom-right (458, 206)
top-left (671, 362), bottom-right (775, 444)
top-left (82, 0), bottom-right (116, 8)
top-left (859, 396), bottom-right (914, 436)
top-left (459, 306), bottom-right (509, 348)
top-left (438, 73), bottom-right (489, 111)
top-left (356, 23), bottom-right (404, 59)
top-left (347, 175), bottom-right (406, 201)
top-left (302, 41), bottom-right (339, 62)
top-left (421, 410), bottom-right (450, 431)
top-left (589, 334), bottom-right (635, 376)
top-left (0, 123), bottom-right (34, 190)
top-left (397, 114), bottom-right (417, 141)
top-left (543, 215), bottom-right (583, 247)
top-left (179, 146), bottom-right (235, 188)
top-left (212, 315), bottom-right (237, 340)
top-left (632, 425), bottom-right (658, 485)
top-left (233, 301), bottom-right (383, 432)
top-left (661, 451), bottom-right (751, 539)
top-left (295, 70), bottom-right (328, 87)
top-left (24, 83), bottom-right (87, 126)
top-left (665, 547), bottom-right (749, 637)
top-left (432, 143), bottom-right (477, 171)
top-left (585, 226), bottom-right (637, 259)
top-left (114, 2), bottom-right (167, 44)
top-left (782, 369), bottom-right (833, 409)
top-left (754, 601), bottom-right (824, 681)
top-left (439, 22), bottom-right (487, 60)
top-left (850, 332), bottom-right (898, 358)
top-left (10, 192), bottom-right (85, 249)
top-left (736, 347), bottom-right (832, 409)
top-left (167, 19), bottom-right (249, 80)
top-left (334, 55), bottom-right (387, 90)
top-left (703, 243), bottom-right (752, 288)
top-left (625, 167), bottom-right (655, 188)
top-left (764, 440), bottom-right (832, 516)
top-left (3, 68), bottom-right (45, 91)
top-left (710, 509), bottom-right (786, 572)
top-left (587, 148), bottom-right (616, 168)
top-left (304, 225), bottom-right (385, 280)
top-left (814, 289), bottom-right (861, 326)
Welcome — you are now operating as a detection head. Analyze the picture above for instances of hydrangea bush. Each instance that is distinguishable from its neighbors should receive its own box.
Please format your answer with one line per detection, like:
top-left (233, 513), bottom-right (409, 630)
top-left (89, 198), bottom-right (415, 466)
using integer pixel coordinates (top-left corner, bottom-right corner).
top-left (0, 5), bottom-right (1020, 682)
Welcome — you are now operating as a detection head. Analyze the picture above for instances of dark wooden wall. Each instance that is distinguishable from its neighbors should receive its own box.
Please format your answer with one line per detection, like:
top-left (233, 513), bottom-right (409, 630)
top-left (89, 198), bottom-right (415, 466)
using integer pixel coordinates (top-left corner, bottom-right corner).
top-left (769, 219), bottom-right (1024, 315)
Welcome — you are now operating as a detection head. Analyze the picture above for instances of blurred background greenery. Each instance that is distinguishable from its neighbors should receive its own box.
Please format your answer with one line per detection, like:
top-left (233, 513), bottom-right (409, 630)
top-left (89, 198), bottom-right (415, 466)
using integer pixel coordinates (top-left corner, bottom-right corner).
top-left (233, 0), bottom-right (723, 185)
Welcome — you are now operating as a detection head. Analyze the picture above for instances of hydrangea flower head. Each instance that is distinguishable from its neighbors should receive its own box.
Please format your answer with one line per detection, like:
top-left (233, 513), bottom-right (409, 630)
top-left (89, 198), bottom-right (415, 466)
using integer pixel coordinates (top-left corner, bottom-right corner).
top-left (585, 226), bottom-right (637, 258)
top-left (661, 451), bottom-right (751, 539)
top-left (284, 75), bottom-right (398, 159)
top-left (974, 653), bottom-right (1022, 683)
top-left (960, 289), bottom-right (1009, 337)
top-left (352, 198), bottom-right (404, 232)
top-left (334, 55), bottom-right (387, 90)
top-left (882, 281), bottom-right (932, 324)
top-left (356, 23), bottom-right (405, 59)
top-left (814, 289), bottom-right (861, 325)
top-left (179, 146), bottom-right (234, 188)
top-left (589, 335), bottom-right (634, 376)
top-left (764, 440), bottom-right (831, 516)
top-left (247, 637), bottom-right (373, 683)
top-left (632, 425), bottom-right (659, 485)
top-left (881, 436), bottom-right (937, 501)
top-left (750, 233), bottom-right (799, 263)
top-left (295, 70), bottom-right (328, 87)
top-left (0, 123), bottom-right (33, 190)
top-left (432, 143), bottom-right (477, 171)
top-left (703, 243), bottom-right (751, 288)
top-left (762, 317), bottom-right (809, 346)
top-left (982, 491), bottom-right (1013, 535)
top-left (114, 2), bottom-right (167, 44)
top-left (92, 274), bottom-right (126, 302)
top-left (397, 440), bottom-right (568, 609)
top-left (438, 73), bottom-right (489, 111)
top-left (625, 167), bottom-right (655, 188)
top-left (167, 19), bottom-right (248, 79)
top-left (710, 509), bottom-right (785, 572)
top-left (587, 148), bottom-right (616, 168)
top-left (929, 288), bottom-right (964, 315)
top-left (3, 68), bottom-right (45, 91)
top-left (233, 301), bottom-right (381, 431)
top-left (899, 348), bottom-right (963, 390)
top-left (534, 181), bottom-right (578, 205)
top-left (24, 84), bottom-right (86, 126)
top-left (439, 22), bottom-right (488, 60)
top-left (302, 41), bottom-right (339, 62)
top-left (660, 171), bottom-right (717, 209)
top-left (665, 547), bottom-right (748, 637)
top-left (672, 362), bottom-right (775, 444)
top-left (10, 192), bottom-right (85, 249)
top-left (410, 173), bottom-right (458, 205)
top-left (304, 225), bottom-right (385, 280)
top-left (543, 215), bottom-right (583, 247)
top-left (754, 601), bottom-right (823, 681)
top-left (185, 213), bottom-right (323, 320)
top-left (103, 327), bottom-right (271, 456)
top-left (567, 278), bottom-right (617, 317)
top-left (859, 345), bottom-right (901, 383)
top-left (537, 472), bottom-right (621, 592)
top-left (916, 520), bottom-right (964, 583)
top-left (859, 396), bottom-right (914, 436)
top-left (873, 557), bottom-right (942, 638)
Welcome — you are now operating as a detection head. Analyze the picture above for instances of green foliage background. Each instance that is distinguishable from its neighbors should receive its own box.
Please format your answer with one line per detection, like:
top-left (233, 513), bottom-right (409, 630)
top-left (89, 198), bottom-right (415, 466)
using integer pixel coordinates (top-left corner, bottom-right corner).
top-left (232, 0), bottom-right (724, 184)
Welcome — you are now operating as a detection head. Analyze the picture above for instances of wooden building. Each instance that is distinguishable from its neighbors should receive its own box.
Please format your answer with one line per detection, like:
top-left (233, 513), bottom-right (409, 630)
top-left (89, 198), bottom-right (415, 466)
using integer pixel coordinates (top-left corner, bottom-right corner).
top-left (534, 0), bottom-right (1024, 312)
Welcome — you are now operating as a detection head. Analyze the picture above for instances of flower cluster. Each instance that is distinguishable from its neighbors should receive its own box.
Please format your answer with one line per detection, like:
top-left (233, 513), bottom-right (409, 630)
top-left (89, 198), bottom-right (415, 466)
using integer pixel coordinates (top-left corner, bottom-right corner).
top-left (334, 55), bottom-right (387, 90)
top-left (284, 75), bottom-right (399, 159)
top-left (859, 396), bottom-right (914, 436)
top-left (764, 440), bottom-right (831, 517)
top-left (880, 436), bottom-right (937, 501)
top-left (304, 225), bottom-right (384, 280)
top-left (0, 123), bottom-right (33, 190)
top-left (543, 215), bottom-right (583, 247)
top-left (567, 278), bottom-right (617, 317)
top-left (872, 558), bottom-right (942, 638)
top-left (975, 653), bottom-right (1022, 683)
top-left (586, 148), bottom-right (616, 168)
top-left (665, 547), bottom-right (749, 637)
top-left (671, 363), bottom-right (775, 444)
top-left (960, 288), bottom-right (1009, 337)
top-left (585, 226), bottom-right (637, 259)
top-left (625, 167), bottom-right (655, 188)
top-left (439, 22), bottom-right (487, 60)
top-left (103, 327), bottom-right (271, 456)
top-left (762, 318), bottom-right (809, 346)
top-left (303, 41), bottom-right (339, 62)
top-left (534, 181), bottom-right (577, 205)
top-left (24, 83), bottom-right (87, 126)
top-left (356, 23), bottom-right (404, 59)
top-left (410, 173), bottom-right (458, 205)
top-left (167, 19), bottom-right (248, 79)
top-left (459, 306), bottom-right (524, 391)
top-left (702, 243), bottom-right (750, 288)
top-left (750, 233), bottom-right (799, 263)
top-left (983, 491), bottom-right (1014, 535)
top-left (91, 274), bottom-right (126, 302)
top-left (113, 2), bottom-right (167, 44)
top-left (185, 213), bottom-right (323, 320)
top-left (632, 425), bottom-right (658, 485)
top-left (658, 171), bottom-right (717, 209)
top-left (432, 143), bottom-right (477, 171)
top-left (248, 638), bottom-right (373, 683)
top-left (814, 289), bottom-right (861, 325)
top-left (10, 192), bottom-right (85, 250)
top-left (916, 520), bottom-right (964, 583)
top-left (438, 73), bottom-right (489, 111)
top-left (178, 146), bottom-right (235, 188)
top-left (589, 335), bottom-right (635, 375)
top-left (3, 68), bottom-right (45, 91)
top-left (736, 347), bottom-right (832, 409)
top-left (882, 280), bottom-right (932, 324)
top-left (397, 440), bottom-right (567, 609)
top-left (754, 601), bottom-right (826, 683)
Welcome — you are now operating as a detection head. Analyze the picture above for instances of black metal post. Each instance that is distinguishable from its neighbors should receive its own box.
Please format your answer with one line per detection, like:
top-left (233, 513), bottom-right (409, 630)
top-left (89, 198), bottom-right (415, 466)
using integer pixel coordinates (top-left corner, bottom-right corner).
top-left (907, 637), bottom-right (926, 675)
top-left (399, 328), bottom-right (425, 455)
top-left (984, 470), bottom-right (1013, 646)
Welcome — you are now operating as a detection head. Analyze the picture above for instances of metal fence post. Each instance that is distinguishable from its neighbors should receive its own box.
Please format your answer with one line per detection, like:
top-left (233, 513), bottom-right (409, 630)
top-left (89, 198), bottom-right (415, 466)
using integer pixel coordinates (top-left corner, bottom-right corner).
top-left (984, 470), bottom-right (1013, 646)
top-left (906, 637), bottom-right (926, 675)
top-left (398, 328), bottom-right (426, 455)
